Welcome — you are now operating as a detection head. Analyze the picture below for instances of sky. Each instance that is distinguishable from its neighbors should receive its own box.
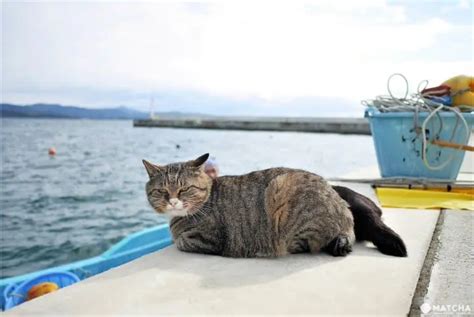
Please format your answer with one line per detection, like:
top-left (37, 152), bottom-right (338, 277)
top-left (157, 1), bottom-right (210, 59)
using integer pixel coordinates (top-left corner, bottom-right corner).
top-left (1, 0), bottom-right (473, 116)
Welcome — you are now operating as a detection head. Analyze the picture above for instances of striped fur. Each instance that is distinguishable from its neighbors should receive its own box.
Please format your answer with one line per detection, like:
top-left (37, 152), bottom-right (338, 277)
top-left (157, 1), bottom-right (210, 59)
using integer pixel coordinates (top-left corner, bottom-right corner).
top-left (144, 154), bottom-right (355, 258)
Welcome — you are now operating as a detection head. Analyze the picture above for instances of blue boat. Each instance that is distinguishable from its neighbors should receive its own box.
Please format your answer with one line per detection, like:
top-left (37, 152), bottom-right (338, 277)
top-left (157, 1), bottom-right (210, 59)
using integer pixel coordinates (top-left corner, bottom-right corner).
top-left (0, 224), bottom-right (173, 311)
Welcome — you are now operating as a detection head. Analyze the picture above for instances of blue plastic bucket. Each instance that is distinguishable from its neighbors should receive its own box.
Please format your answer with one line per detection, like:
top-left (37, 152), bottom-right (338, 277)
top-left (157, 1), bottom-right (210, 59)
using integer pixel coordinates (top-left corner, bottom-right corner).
top-left (3, 271), bottom-right (79, 310)
top-left (365, 108), bottom-right (474, 180)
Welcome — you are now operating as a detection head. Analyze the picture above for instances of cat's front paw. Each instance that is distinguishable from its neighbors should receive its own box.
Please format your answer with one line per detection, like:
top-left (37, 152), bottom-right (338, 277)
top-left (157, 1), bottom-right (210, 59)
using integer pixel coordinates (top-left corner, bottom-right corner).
top-left (174, 233), bottom-right (221, 255)
top-left (174, 236), bottom-right (188, 252)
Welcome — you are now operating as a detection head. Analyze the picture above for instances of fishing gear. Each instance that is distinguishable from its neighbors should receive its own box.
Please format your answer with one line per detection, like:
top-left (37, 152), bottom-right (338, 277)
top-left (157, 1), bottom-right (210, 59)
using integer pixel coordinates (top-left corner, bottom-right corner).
top-left (363, 73), bottom-right (471, 171)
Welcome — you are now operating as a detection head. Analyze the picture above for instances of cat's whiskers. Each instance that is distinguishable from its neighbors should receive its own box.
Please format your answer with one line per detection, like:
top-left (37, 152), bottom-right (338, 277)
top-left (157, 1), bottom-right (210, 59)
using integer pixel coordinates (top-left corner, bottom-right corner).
top-left (188, 212), bottom-right (199, 223)
top-left (193, 208), bottom-right (206, 220)
top-left (185, 205), bottom-right (211, 223)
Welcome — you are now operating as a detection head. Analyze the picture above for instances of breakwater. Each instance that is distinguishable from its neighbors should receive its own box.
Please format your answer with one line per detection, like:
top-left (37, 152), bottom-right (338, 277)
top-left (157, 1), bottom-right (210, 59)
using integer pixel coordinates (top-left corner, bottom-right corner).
top-left (133, 117), bottom-right (370, 135)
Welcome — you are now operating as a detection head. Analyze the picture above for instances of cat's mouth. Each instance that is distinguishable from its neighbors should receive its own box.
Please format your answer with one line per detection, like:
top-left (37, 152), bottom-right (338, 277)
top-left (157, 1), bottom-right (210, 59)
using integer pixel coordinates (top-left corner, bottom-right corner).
top-left (165, 200), bottom-right (189, 217)
top-left (160, 201), bottom-right (203, 218)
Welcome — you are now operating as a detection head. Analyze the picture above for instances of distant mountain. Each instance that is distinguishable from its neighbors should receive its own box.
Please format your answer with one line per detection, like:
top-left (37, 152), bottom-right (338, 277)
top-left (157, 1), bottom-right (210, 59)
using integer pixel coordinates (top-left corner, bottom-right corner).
top-left (0, 103), bottom-right (213, 120)
top-left (0, 103), bottom-right (151, 120)
top-left (0, 103), bottom-right (149, 119)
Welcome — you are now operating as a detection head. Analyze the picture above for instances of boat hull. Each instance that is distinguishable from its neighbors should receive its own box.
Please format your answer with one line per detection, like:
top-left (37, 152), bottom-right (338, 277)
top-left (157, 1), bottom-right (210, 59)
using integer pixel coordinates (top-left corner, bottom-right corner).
top-left (1, 224), bottom-right (172, 310)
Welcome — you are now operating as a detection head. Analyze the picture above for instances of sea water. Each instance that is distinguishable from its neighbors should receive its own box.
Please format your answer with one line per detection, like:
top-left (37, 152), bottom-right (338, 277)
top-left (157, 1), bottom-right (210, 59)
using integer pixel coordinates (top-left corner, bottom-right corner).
top-left (0, 118), bottom-right (376, 278)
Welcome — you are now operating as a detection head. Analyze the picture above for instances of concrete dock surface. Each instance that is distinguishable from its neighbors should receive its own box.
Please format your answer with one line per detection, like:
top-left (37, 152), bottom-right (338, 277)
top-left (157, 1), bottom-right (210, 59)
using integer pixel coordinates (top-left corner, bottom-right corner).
top-left (5, 165), bottom-right (473, 316)
top-left (5, 184), bottom-right (441, 316)
top-left (6, 210), bottom-right (438, 316)
top-left (134, 116), bottom-right (370, 135)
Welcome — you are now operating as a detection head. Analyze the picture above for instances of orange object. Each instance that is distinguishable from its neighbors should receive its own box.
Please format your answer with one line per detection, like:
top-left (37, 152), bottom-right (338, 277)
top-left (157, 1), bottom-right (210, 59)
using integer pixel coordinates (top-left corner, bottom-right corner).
top-left (26, 282), bottom-right (59, 301)
top-left (48, 147), bottom-right (56, 156)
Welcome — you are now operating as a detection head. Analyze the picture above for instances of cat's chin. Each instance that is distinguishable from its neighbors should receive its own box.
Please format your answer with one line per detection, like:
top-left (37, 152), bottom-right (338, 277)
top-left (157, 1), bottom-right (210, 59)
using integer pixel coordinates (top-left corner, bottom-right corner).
top-left (165, 209), bottom-right (189, 218)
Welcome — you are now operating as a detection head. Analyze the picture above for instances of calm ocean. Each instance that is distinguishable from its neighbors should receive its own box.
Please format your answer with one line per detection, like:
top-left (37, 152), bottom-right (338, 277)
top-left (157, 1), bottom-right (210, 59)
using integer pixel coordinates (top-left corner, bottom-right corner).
top-left (0, 118), bottom-right (376, 278)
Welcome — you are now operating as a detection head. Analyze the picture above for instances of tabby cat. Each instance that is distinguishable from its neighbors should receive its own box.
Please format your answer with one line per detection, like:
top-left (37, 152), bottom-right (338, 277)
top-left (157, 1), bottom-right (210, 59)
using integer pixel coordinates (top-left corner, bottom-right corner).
top-left (143, 154), bottom-right (407, 258)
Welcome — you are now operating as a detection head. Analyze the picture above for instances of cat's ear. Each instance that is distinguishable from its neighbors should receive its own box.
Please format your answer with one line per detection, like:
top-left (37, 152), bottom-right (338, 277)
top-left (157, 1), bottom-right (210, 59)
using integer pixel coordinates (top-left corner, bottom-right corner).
top-left (142, 159), bottom-right (161, 178)
top-left (188, 153), bottom-right (209, 169)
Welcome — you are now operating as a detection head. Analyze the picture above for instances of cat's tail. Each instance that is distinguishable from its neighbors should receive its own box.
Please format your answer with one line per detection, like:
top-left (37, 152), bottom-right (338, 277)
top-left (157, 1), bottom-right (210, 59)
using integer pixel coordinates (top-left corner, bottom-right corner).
top-left (332, 185), bottom-right (407, 257)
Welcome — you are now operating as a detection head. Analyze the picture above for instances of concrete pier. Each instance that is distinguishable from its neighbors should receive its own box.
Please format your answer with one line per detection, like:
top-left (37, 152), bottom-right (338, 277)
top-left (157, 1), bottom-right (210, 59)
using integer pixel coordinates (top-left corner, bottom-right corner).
top-left (5, 165), bottom-right (473, 315)
top-left (5, 196), bottom-right (438, 316)
top-left (133, 116), bottom-right (371, 135)
top-left (5, 175), bottom-right (439, 316)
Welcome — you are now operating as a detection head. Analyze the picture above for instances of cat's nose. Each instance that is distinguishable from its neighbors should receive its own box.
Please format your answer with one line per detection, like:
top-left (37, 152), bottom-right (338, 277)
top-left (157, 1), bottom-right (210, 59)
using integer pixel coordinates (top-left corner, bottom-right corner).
top-left (169, 198), bottom-right (179, 207)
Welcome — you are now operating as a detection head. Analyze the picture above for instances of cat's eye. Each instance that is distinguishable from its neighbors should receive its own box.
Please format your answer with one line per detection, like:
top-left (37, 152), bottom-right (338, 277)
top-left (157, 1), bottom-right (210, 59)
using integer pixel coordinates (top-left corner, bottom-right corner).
top-left (154, 189), bottom-right (168, 195)
top-left (178, 187), bottom-right (190, 194)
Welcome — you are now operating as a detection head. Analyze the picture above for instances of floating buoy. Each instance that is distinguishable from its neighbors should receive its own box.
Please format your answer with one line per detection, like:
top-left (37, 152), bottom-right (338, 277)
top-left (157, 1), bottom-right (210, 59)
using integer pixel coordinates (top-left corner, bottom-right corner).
top-left (48, 147), bottom-right (56, 156)
top-left (27, 282), bottom-right (59, 301)
top-left (443, 75), bottom-right (474, 107)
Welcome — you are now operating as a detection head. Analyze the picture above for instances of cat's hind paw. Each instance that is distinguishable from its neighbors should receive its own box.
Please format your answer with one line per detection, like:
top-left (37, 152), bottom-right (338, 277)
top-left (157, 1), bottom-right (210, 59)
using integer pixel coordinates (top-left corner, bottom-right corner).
top-left (325, 235), bottom-right (353, 257)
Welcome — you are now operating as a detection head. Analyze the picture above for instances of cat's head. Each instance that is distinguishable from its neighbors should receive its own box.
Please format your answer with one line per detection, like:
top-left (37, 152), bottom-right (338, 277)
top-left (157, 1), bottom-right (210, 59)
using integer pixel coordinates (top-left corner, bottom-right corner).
top-left (142, 153), bottom-right (213, 218)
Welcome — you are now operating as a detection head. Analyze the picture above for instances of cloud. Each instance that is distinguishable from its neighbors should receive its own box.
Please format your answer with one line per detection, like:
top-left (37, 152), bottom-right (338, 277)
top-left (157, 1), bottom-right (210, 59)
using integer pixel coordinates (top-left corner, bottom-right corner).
top-left (2, 1), bottom-right (472, 114)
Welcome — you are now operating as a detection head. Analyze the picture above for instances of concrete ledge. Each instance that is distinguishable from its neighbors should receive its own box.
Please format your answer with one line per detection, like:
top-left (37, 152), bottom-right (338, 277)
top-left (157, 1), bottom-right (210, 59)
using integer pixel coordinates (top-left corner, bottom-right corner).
top-left (6, 185), bottom-right (438, 316)
top-left (133, 117), bottom-right (371, 135)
